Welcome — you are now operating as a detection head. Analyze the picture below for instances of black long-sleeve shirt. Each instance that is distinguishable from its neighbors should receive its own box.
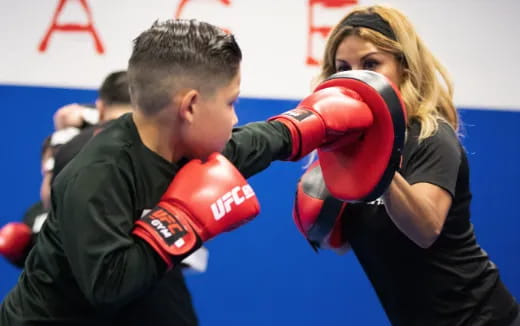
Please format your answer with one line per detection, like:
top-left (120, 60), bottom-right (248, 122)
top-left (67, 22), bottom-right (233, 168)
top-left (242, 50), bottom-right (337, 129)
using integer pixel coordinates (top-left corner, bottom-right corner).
top-left (0, 113), bottom-right (292, 325)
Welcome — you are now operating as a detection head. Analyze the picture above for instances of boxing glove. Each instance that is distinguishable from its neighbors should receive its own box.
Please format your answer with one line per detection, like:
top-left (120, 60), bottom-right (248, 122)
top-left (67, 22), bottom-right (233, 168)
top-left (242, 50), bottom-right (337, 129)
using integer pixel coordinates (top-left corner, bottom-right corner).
top-left (270, 82), bottom-right (373, 161)
top-left (293, 161), bottom-right (349, 253)
top-left (0, 222), bottom-right (33, 265)
top-left (133, 153), bottom-right (260, 269)
top-left (315, 70), bottom-right (407, 201)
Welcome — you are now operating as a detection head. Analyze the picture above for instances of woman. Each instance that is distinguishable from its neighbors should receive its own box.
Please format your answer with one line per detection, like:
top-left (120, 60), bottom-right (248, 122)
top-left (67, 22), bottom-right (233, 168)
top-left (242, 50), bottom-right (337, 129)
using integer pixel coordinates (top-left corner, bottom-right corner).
top-left (307, 5), bottom-right (519, 325)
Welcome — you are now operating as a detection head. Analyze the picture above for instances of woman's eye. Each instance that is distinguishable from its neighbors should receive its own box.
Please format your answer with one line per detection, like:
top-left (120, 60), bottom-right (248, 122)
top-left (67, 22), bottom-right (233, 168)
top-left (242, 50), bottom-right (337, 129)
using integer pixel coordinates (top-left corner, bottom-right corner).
top-left (336, 63), bottom-right (351, 72)
top-left (363, 59), bottom-right (379, 70)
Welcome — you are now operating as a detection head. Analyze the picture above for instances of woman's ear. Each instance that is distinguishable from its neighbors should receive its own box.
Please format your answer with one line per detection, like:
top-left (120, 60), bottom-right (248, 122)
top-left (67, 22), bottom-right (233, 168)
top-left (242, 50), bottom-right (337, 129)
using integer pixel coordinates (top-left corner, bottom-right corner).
top-left (401, 67), bottom-right (411, 80)
top-left (178, 89), bottom-right (199, 123)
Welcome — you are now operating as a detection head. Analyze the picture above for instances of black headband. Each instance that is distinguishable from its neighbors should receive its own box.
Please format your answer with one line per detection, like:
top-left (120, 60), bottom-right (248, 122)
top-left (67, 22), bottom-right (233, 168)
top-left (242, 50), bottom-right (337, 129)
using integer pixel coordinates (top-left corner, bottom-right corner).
top-left (342, 13), bottom-right (396, 41)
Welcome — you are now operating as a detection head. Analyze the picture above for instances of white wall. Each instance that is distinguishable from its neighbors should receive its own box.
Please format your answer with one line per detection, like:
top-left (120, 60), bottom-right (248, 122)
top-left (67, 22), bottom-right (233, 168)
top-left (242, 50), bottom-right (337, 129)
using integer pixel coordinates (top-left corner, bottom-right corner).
top-left (1, 0), bottom-right (519, 109)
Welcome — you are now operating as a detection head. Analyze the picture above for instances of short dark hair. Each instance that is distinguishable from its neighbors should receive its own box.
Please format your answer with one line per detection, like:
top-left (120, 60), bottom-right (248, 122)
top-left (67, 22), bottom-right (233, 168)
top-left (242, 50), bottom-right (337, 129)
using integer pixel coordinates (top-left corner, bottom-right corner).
top-left (128, 19), bottom-right (242, 115)
top-left (98, 70), bottom-right (131, 106)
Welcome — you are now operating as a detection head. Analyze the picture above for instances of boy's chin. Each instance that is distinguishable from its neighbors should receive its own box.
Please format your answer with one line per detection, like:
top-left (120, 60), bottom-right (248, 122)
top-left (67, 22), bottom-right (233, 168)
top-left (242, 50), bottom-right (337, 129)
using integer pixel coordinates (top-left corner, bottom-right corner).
top-left (187, 143), bottom-right (226, 162)
top-left (198, 150), bottom-right (223, 162)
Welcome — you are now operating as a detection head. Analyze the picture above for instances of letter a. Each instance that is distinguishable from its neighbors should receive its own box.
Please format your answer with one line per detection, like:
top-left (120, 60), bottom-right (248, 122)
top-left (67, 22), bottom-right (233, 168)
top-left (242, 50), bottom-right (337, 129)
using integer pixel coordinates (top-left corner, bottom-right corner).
top-left (38, 0), bottom-right (105, 54)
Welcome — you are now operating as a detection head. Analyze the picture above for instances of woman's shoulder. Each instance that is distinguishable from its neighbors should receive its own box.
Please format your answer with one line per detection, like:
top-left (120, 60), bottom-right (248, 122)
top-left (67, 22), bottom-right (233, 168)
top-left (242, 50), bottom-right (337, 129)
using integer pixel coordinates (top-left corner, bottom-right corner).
top-left (407, 118), bottom-right (458, 142)
top-left (432, 119), bottom-right (460, 146)
top-left (404, 118), bottom-right (461, 160)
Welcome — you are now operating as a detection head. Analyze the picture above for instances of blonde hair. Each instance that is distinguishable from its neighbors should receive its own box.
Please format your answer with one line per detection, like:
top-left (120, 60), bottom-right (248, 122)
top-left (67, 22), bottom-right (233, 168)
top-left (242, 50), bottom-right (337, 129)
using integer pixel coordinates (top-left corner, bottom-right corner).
top-left (320, 5), bottom-right (458, 140)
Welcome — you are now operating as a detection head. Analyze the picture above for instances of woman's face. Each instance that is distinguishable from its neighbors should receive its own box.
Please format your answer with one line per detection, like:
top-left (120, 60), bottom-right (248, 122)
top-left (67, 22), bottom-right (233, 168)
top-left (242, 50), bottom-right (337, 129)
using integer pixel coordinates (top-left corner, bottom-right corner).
top-left (334, 34), bottom-right (402, 87)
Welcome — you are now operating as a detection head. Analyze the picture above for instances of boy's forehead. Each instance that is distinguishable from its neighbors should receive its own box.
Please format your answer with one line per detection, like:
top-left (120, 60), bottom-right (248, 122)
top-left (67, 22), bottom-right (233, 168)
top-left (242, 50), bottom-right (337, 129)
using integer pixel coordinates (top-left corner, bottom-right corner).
top-left (232, 68), bottom-right (241, 84)
top-left (229, 72), bottom-right (241, 93)
top-left (220, 80), bottom-right (240, 98)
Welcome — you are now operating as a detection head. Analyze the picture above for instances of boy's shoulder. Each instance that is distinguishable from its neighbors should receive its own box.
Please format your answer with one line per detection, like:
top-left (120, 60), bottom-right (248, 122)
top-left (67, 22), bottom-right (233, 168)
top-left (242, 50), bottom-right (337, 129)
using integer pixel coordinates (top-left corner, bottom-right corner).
top-left (54, 114), bottom-right (138, 186)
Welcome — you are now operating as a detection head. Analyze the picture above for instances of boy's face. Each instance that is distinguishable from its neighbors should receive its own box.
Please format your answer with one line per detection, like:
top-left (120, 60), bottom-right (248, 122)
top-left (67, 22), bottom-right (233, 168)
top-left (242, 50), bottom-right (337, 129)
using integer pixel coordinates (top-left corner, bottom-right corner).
top-left (186, 69), bottom-right (240, 160)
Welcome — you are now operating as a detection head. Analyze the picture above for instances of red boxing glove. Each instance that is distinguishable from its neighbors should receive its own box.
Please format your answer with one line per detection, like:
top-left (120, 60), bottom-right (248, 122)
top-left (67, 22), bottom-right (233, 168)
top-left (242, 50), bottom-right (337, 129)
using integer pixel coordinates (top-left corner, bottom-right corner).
top-left (270, 83), bottom-right (373, 161)
top-left (272, 70), bottom-right (406, 202)
top-left (133, 153), bottom-right (260, 269)
top-left (0, 222), bottom-right (33, 265)
top-left (293, 161), bottom-right (349, 253)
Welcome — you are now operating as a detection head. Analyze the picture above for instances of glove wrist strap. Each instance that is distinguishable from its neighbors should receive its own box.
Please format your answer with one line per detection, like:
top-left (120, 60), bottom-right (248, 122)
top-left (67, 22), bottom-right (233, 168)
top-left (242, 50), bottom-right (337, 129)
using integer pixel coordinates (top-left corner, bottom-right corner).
top-left (270, 110), bottom-right (325, 161)
top-left (133, 203), bottom-right (202, 269)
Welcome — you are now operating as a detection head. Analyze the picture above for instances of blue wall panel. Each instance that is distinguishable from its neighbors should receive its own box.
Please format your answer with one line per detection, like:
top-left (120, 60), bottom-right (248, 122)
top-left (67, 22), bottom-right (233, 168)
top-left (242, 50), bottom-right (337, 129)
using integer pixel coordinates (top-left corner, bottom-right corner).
top-left (0, 85), bottom-right (518, 325)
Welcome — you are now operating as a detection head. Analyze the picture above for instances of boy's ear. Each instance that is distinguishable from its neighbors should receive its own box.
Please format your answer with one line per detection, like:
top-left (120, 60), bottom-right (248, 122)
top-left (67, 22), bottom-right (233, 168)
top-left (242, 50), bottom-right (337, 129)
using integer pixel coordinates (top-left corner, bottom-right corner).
top-left (178, 89), bottom-right (199, 123)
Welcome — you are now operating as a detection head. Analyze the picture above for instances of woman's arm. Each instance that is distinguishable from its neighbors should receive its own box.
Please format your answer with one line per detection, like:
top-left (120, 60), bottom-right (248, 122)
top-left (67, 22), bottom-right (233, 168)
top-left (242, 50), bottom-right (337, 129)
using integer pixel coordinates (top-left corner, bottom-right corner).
top-left (382, 172), bottom-right (452, 248)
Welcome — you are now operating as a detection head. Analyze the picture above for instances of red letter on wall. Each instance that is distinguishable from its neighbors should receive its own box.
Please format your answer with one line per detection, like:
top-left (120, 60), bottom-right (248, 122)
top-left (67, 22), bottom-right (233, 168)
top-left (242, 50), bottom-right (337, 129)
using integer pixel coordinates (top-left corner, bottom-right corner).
top-left (306, 0), bottom-right (358, 66)
top-left (174, 0), bottom-right (232, 34)
top-left (38, 0), bottom-right (105, 54)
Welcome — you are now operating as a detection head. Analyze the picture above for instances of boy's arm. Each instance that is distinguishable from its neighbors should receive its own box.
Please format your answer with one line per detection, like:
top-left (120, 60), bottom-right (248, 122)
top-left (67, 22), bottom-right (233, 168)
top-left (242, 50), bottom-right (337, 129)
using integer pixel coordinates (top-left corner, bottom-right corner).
top-left (59, 163), bottom-right (166, 310)
top-left (223, 71), bottom-right (395, 179)
top-left (222, 121), bottom-right (292, 178)
top-left (226, 71), bottom-right (407, 202)
top-left (221, 75), bottom-right (365, 178)
top-left (222, 83), bottom-right (366, 178)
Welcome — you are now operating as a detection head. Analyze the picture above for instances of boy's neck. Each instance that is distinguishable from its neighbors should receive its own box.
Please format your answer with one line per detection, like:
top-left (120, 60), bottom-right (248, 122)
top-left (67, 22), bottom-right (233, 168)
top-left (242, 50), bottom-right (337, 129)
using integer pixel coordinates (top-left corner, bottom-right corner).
top-left (132, 109), bottom-right (181, 163)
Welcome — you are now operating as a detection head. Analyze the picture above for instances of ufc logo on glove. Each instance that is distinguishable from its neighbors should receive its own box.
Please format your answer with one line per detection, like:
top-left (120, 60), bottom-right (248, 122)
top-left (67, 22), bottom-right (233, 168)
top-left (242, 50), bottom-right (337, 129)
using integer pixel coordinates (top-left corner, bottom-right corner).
top-left (211, 185), bottom-right (256, 220)
top-left (141, 207), bottom-right (189, 246)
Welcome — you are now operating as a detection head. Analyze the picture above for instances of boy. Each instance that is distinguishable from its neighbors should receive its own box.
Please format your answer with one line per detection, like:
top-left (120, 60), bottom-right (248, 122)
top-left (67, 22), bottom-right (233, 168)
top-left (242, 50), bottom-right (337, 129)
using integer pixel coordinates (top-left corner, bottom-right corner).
top-left (1, 19), bottom-right (382, 325)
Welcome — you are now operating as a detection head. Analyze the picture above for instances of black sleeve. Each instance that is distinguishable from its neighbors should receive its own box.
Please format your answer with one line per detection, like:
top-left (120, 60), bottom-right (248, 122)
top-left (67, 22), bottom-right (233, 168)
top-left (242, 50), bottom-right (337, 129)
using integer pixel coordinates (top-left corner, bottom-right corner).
top-left (222, 121), bottom-right (293, 178)
top-left (402, 123), bottom-right (461, 196)
top-left (52, 127), bottom-right (96, 182)
top-left (59, 162), bottom-right (166, 309)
